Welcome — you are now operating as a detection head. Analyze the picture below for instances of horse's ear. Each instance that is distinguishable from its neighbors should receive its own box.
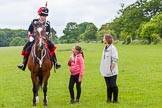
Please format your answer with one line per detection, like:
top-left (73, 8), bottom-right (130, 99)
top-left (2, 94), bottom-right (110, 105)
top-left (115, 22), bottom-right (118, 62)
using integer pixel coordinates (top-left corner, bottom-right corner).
top-left (43, 21), bottom-right (46, 26)
top-left (32, 21), bottom-right (38, 27)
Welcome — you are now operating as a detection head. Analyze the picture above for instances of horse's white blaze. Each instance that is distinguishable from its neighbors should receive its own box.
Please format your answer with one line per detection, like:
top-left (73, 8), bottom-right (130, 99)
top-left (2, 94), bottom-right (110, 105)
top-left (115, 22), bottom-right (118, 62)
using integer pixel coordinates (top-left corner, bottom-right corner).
top-left (39, 38), bottom-right (42, 47)
top-left (37, 27), bottom-right (42, 33)
top-left (36, 96), bottom-right (39, 103)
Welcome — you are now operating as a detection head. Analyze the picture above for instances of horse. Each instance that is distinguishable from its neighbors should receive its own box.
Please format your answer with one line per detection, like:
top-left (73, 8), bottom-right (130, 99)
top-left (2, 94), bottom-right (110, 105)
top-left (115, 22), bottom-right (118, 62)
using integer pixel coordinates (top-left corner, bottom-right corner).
top-left (27, 21), bottom-right (53, 106)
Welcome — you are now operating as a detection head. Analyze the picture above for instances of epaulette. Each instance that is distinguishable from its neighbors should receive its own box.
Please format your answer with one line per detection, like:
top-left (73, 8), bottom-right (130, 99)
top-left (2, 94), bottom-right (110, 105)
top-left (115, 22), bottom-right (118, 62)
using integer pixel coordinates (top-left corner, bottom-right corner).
top-left (32, 19), bottom-right (39, 25)
top-left (46, 20), bottom-right (50, 25)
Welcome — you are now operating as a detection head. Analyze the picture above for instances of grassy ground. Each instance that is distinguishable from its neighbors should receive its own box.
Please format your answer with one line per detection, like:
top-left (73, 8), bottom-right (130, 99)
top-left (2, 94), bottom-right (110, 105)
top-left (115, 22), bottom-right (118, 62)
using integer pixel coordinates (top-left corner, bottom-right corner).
top-left (0, 43), bottom-right (162, 108)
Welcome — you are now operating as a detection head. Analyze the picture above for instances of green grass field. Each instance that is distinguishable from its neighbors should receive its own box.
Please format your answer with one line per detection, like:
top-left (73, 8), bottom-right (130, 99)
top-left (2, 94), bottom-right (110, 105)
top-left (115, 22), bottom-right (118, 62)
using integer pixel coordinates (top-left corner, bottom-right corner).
top-left (0, 43), bottom-right (162, 108)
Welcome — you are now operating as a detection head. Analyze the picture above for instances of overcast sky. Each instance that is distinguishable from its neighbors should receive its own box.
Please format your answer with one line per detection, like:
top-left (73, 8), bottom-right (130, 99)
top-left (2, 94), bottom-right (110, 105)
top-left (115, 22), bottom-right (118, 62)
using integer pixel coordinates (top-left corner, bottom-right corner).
top-left (0, 0), bottom-right (137, 36)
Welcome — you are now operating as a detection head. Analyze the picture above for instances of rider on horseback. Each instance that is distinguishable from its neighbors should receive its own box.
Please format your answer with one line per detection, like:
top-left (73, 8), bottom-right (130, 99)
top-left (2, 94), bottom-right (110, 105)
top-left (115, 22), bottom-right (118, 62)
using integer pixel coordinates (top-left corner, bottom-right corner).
top-left (17, 6), bottom-right (61, 71)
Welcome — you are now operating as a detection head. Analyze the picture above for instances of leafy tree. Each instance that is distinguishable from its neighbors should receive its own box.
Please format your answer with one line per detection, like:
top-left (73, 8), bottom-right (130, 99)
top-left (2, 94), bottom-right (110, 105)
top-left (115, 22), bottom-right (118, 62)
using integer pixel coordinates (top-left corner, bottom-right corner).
top-left (0, 29), bottom-right (27, 47)
top-left (63, 22), bottom-right (80, 42)
top-left (108, 18), bottom-right (123, 40)
top-left (60, 22), bottom-right (98, 43)
top-left (77, 22), bottom-right (98, 41)
top-left (10, 37), bottom-right (27, 46)
top-left (50, 28), bottom-right (59, 44)
top-left (140, 13), bottom-right (162, 43)
top-left (77, 22), bottom-right (89, 34)
top-left (83, 23), bottom-right (98, 41)
top-left (143, 0), bottom-right (162, 19)
top-left (0, 30), bottom-right (10, 46)
top-left (107, 0), bottom-right (162, 44)
top-left (97, 23), bottom-right (116, 41)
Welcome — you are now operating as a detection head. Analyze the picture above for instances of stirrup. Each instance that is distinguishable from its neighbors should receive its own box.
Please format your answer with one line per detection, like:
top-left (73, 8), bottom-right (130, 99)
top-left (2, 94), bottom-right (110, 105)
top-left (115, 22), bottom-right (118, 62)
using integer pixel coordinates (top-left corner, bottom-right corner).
top-left (55, 63), bottom-right (61, 69)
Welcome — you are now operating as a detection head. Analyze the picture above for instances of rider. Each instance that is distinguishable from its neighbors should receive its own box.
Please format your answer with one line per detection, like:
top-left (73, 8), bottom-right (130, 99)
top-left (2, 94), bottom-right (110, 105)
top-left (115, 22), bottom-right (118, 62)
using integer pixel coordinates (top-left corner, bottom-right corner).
top-left (17, 6), bottom-right (61, 71)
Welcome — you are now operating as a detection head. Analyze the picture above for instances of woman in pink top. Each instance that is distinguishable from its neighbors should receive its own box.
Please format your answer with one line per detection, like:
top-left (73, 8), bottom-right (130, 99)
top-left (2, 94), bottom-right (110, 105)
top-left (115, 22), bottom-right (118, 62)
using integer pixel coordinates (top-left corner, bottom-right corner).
top-left (68, 45), bottom-right (84, 104)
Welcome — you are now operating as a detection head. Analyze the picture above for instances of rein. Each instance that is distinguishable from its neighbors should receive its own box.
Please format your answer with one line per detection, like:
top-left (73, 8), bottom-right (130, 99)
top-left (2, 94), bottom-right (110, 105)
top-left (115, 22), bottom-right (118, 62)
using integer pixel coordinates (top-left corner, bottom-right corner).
top-left (33, 42), bottom-right (47, 68)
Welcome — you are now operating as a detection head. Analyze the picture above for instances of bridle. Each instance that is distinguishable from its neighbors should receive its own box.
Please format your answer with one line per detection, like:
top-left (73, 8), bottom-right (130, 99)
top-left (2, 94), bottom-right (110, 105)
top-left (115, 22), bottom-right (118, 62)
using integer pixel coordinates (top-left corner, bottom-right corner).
top-left (32, 22), bottom-right (48, 68)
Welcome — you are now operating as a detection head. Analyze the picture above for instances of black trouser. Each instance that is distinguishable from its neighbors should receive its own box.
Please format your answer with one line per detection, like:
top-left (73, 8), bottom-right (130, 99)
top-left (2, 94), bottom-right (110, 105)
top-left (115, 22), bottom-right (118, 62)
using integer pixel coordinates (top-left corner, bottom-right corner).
top-left (46, 40), bottom-right (57, 61)
top-left (104, 75), bottom-right (118, 102)
top-left (46, 40), bottom-right (54, 51)
top-left (23, 40), bottom-right (54, 54)
top-left (23, 39), bottom-right (56, 57)
top-left (22, 41), bottom-right (35, 55)
top-left (68, 74), bottom-right (81, 100)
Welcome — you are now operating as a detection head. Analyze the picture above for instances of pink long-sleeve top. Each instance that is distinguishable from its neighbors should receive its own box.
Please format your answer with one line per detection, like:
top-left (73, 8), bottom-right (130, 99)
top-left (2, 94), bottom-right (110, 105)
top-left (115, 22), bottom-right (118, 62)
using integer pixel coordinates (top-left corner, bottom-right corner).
top-left (68, 53), bottom-right (84, 80)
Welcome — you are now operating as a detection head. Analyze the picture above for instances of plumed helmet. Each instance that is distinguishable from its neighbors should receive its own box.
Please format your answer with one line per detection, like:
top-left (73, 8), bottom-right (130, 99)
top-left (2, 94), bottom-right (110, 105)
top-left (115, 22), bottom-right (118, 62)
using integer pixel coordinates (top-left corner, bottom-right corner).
top-left (37, 7), bottom-right (49, 16)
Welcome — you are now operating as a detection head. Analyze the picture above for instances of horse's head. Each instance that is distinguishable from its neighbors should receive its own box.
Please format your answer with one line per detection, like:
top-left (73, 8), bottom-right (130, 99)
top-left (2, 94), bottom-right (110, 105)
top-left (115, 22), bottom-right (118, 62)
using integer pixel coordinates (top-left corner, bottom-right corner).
top-left (33, 21), bottom-right (47, 50)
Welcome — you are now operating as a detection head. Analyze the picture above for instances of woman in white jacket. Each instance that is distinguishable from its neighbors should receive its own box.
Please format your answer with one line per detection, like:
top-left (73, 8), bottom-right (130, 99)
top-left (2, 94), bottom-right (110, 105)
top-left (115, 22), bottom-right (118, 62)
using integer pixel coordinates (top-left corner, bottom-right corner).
top-left (100, 34), bottom-right (119, 103)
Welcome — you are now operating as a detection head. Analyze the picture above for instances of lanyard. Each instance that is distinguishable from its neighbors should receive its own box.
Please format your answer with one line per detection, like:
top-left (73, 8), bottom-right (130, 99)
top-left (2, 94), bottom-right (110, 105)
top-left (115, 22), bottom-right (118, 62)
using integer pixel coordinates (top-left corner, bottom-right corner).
top-left (104, 45), bottom-right (110, 59)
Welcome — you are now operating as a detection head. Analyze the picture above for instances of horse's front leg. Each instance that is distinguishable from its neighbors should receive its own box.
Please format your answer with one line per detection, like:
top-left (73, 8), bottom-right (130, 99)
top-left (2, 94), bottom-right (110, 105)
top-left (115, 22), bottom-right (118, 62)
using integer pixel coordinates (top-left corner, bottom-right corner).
top-left (43, 85), bottom-right (48, 106)
top-left (32, 85), bottom-right (38, 106)
top-left (31, 73), bottom-right (38, 106)
top-left (43, 72), bottom-right (50, 106)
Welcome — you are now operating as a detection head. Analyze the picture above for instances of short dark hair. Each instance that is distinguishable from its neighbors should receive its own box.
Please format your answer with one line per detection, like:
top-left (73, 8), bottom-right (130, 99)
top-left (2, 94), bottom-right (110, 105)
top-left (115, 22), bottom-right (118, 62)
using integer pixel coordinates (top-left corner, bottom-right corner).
top-left (104, 34), bottom-right (113, 44)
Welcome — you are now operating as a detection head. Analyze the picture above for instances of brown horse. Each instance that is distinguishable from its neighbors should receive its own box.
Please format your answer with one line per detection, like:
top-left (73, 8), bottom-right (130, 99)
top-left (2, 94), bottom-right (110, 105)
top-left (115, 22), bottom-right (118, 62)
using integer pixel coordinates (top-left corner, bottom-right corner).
top-left (27, 21), bottom-right (53, 106)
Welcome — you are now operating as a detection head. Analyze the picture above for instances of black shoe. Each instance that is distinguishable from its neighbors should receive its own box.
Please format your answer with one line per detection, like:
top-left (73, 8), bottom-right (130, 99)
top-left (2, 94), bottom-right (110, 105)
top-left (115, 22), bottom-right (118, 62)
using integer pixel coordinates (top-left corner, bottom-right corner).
top-left (17, 64), bottom-right (25, 71)
top-left (106, 100), bottom-right (111, 103)
top-left (69, 99), bottom-right (75, 104)
top-left (55, 62), bottom-right (61, 69)
top-left (113, 100), bottom-right (119, 103)
top-left (75, 99), bottom-right (79, 104)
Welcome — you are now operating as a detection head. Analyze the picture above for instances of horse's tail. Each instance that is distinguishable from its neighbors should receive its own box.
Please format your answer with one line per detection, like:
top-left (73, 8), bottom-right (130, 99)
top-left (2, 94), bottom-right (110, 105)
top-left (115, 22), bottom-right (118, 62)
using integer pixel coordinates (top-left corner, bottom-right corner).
top-left (37, 73), bottom-right (43, 90)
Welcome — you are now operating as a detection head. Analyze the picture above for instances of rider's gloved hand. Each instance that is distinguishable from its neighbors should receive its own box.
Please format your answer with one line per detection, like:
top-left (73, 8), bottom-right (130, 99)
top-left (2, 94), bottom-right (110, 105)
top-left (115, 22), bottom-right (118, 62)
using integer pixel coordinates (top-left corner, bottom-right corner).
top-left (28, 34), bottom-right (34, 42)
top-left (29, 36), bottom-right (34, 42)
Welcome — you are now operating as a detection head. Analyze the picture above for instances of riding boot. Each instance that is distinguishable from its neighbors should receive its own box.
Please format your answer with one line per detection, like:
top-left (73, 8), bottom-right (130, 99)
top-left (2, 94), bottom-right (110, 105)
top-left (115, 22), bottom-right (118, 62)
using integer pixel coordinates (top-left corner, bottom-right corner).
top-left (52, 53), bottom-right (61, 69)
top-left (17, 56), bottom-right (28, 71)
top-left (112, 87), bottom-right (119, 103)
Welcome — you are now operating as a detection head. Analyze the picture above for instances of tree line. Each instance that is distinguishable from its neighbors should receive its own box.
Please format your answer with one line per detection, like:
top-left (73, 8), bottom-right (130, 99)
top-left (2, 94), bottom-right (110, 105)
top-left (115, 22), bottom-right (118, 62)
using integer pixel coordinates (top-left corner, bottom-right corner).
top-left (60, 0), bottom-right (162, 44)
top-left (0, 0), bottom-right (162, 47)
top-left (0, 28), bottom-right (58, 47)
top-left (108, 0), bottom-right (162, 44)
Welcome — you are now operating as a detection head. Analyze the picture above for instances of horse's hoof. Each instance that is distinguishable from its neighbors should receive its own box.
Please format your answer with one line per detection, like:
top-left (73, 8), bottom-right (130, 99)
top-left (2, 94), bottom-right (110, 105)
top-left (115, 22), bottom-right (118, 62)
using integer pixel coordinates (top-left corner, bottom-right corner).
top-left (43, 105), bottom-right (48, 108)
top-left (43, 103), bottom-right (48, 106)
top-left (36, 96), bottom-right (39, 103)
top-left (33, 103), bottom-right (36, 106)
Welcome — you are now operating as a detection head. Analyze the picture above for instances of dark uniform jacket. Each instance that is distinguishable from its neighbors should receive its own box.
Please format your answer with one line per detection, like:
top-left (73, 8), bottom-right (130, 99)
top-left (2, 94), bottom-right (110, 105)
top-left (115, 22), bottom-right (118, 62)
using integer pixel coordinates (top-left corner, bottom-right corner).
top-left (28, 19), bottom-right (50, 36)
top-left (22, 19), bottom-right (55, 57)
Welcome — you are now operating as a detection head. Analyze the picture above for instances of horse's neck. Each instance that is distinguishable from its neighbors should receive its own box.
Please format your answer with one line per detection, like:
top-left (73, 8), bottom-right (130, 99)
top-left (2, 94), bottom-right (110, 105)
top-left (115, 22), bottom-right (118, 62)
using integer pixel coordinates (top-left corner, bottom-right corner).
top-left (35, 44), bottom-right (45, 58)
top-left (35, 33), bottom-right (39, 40)
top-left (31, 43), bottom-right (47, 67)
top-left (35, 47), bottom-right (41, 58)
